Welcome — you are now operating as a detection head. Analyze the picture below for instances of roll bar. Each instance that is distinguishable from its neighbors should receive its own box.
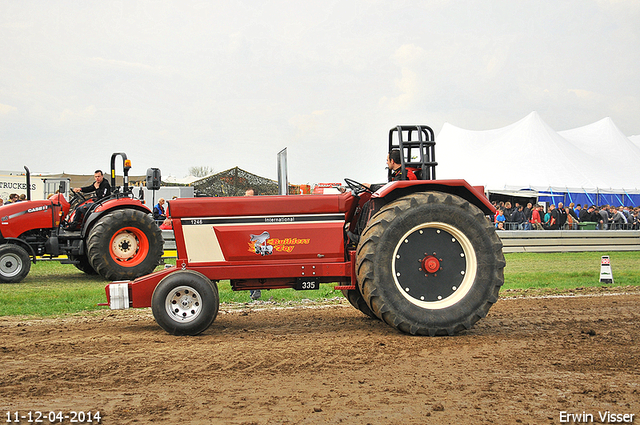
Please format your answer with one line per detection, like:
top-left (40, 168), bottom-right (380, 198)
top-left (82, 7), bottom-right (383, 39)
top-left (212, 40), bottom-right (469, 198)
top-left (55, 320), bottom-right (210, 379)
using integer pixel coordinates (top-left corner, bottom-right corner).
top-left (110, 152), bottom-right (131, 194)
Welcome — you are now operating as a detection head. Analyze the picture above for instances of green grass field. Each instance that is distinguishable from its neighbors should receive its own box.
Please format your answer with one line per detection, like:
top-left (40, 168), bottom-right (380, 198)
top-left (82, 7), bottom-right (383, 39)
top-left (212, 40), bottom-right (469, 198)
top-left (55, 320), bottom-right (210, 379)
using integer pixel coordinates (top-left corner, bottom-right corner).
top-left (1, 251), bottom-right (639, 317)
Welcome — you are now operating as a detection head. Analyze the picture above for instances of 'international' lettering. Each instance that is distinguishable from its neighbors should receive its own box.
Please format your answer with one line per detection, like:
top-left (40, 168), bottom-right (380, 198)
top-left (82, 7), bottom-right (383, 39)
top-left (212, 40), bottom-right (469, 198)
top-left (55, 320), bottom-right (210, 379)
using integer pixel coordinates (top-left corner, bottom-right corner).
top-left (264, 217), bottom-right (295, 223)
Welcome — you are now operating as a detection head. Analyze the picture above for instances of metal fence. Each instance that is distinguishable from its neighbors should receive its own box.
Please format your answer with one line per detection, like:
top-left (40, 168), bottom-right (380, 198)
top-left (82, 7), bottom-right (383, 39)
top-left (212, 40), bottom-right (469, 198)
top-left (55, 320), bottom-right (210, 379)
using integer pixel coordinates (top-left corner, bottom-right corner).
top-left (498, 229), bottom-right (640, 253)
top-left (499, 221), bottom-right (638, 231)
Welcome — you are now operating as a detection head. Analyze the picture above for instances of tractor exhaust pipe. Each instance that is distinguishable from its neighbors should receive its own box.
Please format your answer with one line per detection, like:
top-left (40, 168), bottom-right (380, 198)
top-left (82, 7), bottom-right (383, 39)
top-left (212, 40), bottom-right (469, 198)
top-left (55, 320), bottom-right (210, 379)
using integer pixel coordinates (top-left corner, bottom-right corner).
top-left (277, 148), bottom-right (288, 195)
top-left (24, 166), bottom-right (31, 201)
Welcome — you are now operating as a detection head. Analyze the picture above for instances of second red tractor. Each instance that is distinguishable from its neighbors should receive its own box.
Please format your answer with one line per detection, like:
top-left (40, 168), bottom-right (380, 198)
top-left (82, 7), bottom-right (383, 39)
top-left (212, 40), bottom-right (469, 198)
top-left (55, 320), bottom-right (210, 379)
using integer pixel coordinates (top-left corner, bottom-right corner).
top-left (0, 153), bottom-right (163, 283)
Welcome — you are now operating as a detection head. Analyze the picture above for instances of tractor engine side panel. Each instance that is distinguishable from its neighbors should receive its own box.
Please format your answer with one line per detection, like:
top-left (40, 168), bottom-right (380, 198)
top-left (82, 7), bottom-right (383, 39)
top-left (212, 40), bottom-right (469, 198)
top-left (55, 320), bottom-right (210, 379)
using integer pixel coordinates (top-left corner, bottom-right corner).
top-left (180, 218), bottom-right (345, 264)
top-left (0, 199), bottom-right (64, 238)
top-left (167, 193), bottom-right (356, 278)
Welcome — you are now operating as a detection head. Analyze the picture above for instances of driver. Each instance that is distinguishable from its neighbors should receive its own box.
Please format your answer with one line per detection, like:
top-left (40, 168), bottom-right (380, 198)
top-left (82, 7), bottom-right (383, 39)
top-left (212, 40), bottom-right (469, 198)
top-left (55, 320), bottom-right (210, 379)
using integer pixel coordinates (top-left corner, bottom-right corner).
top-left (67, 170), bottom-right (111, 230)
top-left (348, 150), bottom-right (418, 243)
top-left (362, 149), bottom-right (417, 192)
top-left (387, 149), bottom-right (417, 181)
top-left (73, 170), bottom-right (111, 200)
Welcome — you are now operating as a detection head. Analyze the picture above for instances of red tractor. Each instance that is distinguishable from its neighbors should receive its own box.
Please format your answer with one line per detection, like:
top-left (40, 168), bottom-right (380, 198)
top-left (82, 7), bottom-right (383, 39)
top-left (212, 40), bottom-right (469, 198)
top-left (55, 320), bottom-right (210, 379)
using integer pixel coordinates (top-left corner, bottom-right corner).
top-left (0, 153), bottom-right (164, 283)
top-left (104, 126), bottom-right (505, 336)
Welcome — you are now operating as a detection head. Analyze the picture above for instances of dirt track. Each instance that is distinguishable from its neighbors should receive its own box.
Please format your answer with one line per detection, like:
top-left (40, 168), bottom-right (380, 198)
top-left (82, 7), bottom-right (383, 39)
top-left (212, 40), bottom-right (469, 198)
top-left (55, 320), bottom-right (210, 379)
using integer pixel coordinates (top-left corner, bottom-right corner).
top-left (1, 288), bottom-right (639, 425)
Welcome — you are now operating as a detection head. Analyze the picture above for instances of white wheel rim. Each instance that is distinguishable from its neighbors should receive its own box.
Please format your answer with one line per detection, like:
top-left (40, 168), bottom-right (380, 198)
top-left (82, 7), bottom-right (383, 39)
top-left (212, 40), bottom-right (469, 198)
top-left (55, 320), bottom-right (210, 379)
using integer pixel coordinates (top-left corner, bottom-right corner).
top-left (111, 231), bottom-right (140, 260)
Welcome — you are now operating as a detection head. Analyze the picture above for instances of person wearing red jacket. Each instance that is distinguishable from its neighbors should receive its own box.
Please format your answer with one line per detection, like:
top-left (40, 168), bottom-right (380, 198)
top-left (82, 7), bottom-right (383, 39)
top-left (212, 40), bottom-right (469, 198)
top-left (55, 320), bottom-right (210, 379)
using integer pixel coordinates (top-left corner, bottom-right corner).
top-left (387, 149), bottom-right (417, 181)
top-left (530, 204), bottom-right (543, 230)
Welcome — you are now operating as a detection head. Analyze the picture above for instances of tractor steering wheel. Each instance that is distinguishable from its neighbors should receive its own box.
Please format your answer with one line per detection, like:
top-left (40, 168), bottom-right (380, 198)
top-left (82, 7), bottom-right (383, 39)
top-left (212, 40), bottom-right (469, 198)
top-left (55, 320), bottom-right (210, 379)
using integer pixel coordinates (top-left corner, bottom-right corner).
top-left (344, 178), bottom-right (373, 195)
top-left (69, 190), bottom-right (87, 208)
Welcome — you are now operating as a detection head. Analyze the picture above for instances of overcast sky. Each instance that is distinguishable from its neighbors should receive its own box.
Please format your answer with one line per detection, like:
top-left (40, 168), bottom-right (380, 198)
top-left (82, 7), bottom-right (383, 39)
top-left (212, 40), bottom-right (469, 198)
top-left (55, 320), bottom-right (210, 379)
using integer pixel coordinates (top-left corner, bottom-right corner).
top-left (1, 0), bottom-right (639, 185)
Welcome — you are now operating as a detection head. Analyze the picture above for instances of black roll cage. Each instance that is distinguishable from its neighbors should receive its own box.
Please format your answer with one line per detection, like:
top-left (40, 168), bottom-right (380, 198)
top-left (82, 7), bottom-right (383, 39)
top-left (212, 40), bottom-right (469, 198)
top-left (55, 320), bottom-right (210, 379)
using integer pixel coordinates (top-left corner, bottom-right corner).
top-left (388, 125), bottom-right (437, 181)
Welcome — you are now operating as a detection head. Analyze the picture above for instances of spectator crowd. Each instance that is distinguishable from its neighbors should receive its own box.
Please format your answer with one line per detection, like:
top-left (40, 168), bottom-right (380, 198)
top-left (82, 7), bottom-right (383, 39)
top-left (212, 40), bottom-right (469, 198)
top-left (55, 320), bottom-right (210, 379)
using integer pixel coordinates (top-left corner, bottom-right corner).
top-left (0, 193), bottom-right (25, 206)
top-left (2, 192), bottom-right (639, 232)
top-left (492, 201), bottom-right (640, 231)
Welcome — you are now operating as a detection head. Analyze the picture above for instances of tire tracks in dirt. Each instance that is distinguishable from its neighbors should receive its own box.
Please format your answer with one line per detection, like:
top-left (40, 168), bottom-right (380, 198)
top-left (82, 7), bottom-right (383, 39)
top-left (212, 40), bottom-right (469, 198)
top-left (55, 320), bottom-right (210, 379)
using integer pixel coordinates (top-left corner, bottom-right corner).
top-left (1, 292), bottom-right (639, 424)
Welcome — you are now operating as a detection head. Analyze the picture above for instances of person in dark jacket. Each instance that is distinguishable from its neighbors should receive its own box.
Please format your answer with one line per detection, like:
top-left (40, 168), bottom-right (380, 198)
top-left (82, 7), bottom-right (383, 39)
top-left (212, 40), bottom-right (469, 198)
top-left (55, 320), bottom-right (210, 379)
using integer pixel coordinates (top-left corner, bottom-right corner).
top-left (512, 205), bottom-right (528, 230)
top-left (570, 204), bottom-right (581, 223)
top-left (579, 205), bottom-right (592, 222)
top-left (364, 149), bottom-right (416, 192)
top-left (72, 170), bottom-right (111, 200)
top-left (524, 202), bottom-right (533, 222)
top-left (153, 198), bottom-right (166, 221)
top-left (556, 202), bottom-right (568, 229)
top-left (67, 170), bottom-right (111, 230)
top-left (502, 201), bottom-right (514, 223)
top-left (548, 204), bottom-right (560, 230)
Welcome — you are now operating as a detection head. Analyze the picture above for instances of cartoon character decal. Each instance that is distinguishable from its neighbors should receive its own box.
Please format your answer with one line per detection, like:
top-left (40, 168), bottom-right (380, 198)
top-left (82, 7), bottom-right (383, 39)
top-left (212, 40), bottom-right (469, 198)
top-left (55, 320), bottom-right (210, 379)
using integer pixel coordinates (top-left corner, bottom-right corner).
top-left (248, 231), bottom-right (312, 256)
top-left (249, 231), bottom-right (273, 256)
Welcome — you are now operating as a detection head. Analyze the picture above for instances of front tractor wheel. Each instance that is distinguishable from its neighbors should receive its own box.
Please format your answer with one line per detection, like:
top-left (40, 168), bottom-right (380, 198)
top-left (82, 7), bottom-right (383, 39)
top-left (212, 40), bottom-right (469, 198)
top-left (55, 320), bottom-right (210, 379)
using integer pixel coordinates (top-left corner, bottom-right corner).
top-left (87, 209), bottom-right (164, 281)
top-left (0, 244), bottom-right (31, 283)
top-left (357, 192), bottom-right (505, 336)
top-left (151, 270), bottom-right (220, 336)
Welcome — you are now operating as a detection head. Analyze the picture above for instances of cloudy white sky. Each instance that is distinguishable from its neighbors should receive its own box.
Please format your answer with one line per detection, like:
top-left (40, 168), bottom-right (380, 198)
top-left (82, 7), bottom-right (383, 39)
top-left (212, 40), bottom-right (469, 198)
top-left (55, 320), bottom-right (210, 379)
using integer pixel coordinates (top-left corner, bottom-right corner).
top-left (1, 0), bottom-right (639, 185)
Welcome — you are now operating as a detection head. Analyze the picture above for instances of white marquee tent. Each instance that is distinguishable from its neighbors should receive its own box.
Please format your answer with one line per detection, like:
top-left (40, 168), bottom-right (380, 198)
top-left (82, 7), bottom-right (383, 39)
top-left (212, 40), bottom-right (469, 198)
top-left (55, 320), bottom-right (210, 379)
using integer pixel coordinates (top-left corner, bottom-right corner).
top-left (436, 112), bottom-right (640, 206)
top-left (558, 117), bottom-right (640, 184)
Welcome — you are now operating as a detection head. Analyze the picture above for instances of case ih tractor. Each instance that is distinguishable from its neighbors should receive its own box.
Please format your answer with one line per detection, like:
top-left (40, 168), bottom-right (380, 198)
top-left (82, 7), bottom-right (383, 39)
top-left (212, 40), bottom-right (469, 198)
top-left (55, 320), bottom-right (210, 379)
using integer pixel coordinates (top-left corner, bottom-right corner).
top-left (0, 153), bottom-right (163, 283)
top-left (104, 126), bottom-right (505, 336)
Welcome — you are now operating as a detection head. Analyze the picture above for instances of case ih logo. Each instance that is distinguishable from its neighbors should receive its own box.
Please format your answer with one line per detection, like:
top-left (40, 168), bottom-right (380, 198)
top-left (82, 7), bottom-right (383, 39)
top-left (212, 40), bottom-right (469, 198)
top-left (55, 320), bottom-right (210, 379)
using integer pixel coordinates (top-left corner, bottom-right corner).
top-left (27, 205), bottom-right (49, 213)
top-left (0, 205), bottom-right (48, 222)
top-left (248, 232), bottom-right (310, 255)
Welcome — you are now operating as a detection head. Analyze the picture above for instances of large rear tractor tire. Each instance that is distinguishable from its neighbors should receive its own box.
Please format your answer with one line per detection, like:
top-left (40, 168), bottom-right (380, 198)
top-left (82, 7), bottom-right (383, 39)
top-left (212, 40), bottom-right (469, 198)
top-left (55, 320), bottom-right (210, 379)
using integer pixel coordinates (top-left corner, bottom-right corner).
top-left (151, 270), bottom-right (219, 336)
top-left (68, 254), bottom-right (98, 275)
top-left (0, 244), bottom-right (31, 283)
top-left (357, 192), bottom-right (505, 336)
top-left (87, 209), bottom-right (164, 281)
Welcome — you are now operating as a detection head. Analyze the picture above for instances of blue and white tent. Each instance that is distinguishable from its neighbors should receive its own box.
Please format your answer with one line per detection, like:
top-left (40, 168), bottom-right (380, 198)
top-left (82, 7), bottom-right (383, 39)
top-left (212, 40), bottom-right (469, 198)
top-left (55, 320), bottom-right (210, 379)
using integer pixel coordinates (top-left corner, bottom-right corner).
top-left (436, 112), bottom-right (640, 206)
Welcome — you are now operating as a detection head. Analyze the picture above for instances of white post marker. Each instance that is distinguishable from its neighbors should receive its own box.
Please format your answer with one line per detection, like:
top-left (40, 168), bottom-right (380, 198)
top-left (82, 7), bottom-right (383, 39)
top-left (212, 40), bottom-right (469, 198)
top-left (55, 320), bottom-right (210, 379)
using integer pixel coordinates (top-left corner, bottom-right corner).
top-left (599, 255), bottom-right (614, 284)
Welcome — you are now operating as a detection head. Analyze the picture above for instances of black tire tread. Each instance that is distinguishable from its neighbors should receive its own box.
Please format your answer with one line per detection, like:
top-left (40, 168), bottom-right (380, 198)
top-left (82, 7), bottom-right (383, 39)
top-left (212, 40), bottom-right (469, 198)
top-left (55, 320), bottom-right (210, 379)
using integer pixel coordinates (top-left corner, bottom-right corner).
top-left (341, 288), bottom-right (378, 319)
top-left (69, 254), bottom-right (98, 275)
top-left (356, 191), bottom-right (505, 336)
top-left (151, 270), bottom-right (219, 336)
top-left (87, 209), bottom-right (164, 281)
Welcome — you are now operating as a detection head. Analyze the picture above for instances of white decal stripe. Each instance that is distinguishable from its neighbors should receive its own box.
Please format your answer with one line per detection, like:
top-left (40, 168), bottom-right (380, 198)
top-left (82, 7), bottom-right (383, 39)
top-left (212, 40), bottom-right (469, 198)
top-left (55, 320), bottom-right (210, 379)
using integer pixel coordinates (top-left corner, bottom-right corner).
top-left (182, 224), bottom-right (226, 263)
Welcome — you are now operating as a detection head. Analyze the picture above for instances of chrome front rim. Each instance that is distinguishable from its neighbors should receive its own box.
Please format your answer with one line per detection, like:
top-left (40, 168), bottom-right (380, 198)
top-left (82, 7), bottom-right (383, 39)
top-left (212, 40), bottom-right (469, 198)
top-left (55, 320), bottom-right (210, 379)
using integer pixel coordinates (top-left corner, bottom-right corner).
top-left (164, 285), bottom-right (203, 323)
